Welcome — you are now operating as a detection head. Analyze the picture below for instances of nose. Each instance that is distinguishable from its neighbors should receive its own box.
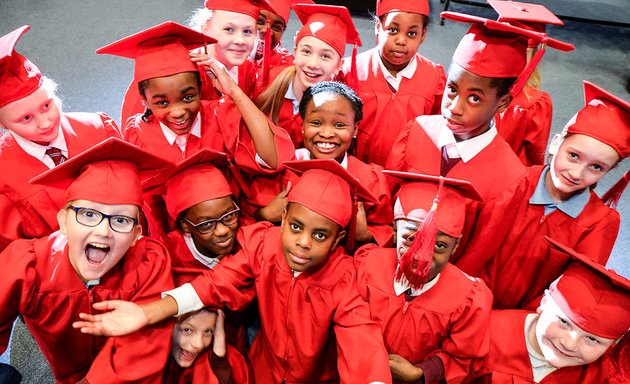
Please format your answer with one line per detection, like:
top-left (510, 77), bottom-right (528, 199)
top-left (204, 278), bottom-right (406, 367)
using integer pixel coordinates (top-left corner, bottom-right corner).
top-left (93, 217), bottom-right (113, 237)
top-left (296, 231), bottom-right (311, 250)
top-left (306, 54), bottom-right (320, 69)
top-left (233, 32), bottom-right (245, 45)
top-left (447, 95), bottom-right (463, 116)
top-left (189, 332), bottom-right (205, 351)
top-left (395, 33), bottom-right (406, 46)
top-left (318, 124), bottom-right (334, 138)
top-left (169, 105), bottom-right (186, 119)
top-left (566, 164), bottom-right (585, 181)
top-left (213, 221), bottom-right (231, 237)
top-left (559, 332), bottom-right (578, 353)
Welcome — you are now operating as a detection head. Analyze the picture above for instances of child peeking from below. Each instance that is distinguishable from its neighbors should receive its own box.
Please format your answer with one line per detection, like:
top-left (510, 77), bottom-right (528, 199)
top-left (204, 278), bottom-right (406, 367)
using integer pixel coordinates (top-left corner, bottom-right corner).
top-left (73, 159), bottom-right (392, 384)
top-left (471, 237), bottom-right (630, 383)
top-left (355, 172), bottom-right (492, 383)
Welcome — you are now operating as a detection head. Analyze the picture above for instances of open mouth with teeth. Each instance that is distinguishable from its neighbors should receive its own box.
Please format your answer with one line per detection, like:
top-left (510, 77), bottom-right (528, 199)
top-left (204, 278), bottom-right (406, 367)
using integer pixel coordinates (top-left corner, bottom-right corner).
top-left (85, 243), bottom-right (110, 264)
top-left (312, 142), bottom-right (340, 155)
top-left (179, 348), bottom-right (199, 362)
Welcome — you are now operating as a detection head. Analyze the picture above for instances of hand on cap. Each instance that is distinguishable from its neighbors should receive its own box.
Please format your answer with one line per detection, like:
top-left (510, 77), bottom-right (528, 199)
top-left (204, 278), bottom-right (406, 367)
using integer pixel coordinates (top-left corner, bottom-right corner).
top-left (72, 300), bottom-right (149, 336)
top-left (388, 354), bottom-right (424, 381)
top-left (190, 54), bottom-right (241, 97)
top-left (212, 309), bottom-right (227, 358)
top-left (354, 202), bottom-right (374, 244)
top-left (255, 182), bottom-right (292, 223)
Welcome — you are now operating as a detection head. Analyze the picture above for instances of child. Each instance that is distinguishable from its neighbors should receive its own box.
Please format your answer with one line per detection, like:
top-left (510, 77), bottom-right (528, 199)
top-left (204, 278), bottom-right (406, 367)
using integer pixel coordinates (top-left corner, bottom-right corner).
top-left (73, 160), bottom-right (392, 383)
top-left (457, 81), bottom-right (627, 310)
top-left (342, 0), bottom-right (446, 167)
top-left (488, 1), bottom-right (572, 166)
top-left (0, 138), bottom-right (175, 383)
top-left (120, 0), bottom-right (261, 122)
top-left (471, 237), bottom-right (629, 383)
top-left (251, 81), bottom-right (394, 248)
top-left (0, 26), bottom-right (121, 250)
top-left (164, 309), bottom-right (249, 384)
top-left (355, 171), bottom-right (492, 383)
top-left (255, 3), bottom-right (361, 147)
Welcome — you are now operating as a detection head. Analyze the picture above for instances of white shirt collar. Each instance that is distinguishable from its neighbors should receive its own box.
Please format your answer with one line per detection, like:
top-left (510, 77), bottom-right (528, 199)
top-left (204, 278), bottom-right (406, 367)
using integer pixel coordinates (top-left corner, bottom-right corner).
top-left (159, 113), bottom-right (201, 147)
top-left (183, 233), bottom-right (221, 269)
top-left (12, 124), bottom-right (68, 169)
top-left (378, 54), bottom-right (417, 92)
top-left (285, 81), bottom-right (300, 115)
top-left (294, 148), bottom-right (349, 169)
top-left (393, 272), bottom-right (441, 297)
top-left (436, 120), bottom-right (497, 163)
top-left (525, 313), bottom-right (558, 382)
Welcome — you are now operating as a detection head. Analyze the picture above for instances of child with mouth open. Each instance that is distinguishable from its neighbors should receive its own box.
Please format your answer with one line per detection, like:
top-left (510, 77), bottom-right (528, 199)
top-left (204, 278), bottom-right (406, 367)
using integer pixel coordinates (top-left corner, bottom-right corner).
top-left (0, 137), bottom-right (175, 383)
top-left (72, 159), bottom-right (392, 383)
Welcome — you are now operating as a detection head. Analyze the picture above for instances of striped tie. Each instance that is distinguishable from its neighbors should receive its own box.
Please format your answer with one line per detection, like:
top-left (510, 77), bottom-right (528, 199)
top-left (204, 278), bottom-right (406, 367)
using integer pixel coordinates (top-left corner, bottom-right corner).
top-left (45, 147), bottom-right (66, 166)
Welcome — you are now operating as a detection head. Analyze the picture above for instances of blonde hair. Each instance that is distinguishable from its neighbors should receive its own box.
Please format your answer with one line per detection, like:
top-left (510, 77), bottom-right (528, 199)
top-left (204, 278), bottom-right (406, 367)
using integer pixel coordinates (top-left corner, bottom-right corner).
top-left (255, 66), bottom-right (296, 124)
top-left (188, 8), bottom-right (214, 31)
top-left (524, 46), bottom-right (541, 98)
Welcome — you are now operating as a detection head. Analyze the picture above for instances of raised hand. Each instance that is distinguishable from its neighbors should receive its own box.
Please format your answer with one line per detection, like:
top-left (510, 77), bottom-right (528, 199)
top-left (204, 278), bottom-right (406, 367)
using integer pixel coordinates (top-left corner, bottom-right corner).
top-left (72, 300), bottom-right (149, 336)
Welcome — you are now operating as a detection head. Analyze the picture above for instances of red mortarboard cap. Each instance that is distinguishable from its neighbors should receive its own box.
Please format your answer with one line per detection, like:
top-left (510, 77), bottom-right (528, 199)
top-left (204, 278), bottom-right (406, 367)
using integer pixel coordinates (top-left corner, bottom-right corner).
top-left (283, 159), bottom-right (377, 227)
top-left (293, 3), bottom-right (362, 57)
top-left (545, 236), bottom-right (630, 339)
top-left (96, 21), bottom-right (216, 84)
top-left (442, 11), bottom-right (574, 96)
top-left (0, 25), bottom-right (43, 108)
top-left (30, 138), bottom-right (173, 206)
top-left (564, 81), bottom-right (630, 159)
top-left (266, 0), bottom-right (313, 24)
top-left (376, 0), bottom-right (430, 17)
top-left (385, 171), bottom-right (481, 238)
top-left (204, 0), bottom-right (261, 20)
top-left (489, 1), bottom-right (563, 33)
top-left (143, 149), bottom-right (232, 219)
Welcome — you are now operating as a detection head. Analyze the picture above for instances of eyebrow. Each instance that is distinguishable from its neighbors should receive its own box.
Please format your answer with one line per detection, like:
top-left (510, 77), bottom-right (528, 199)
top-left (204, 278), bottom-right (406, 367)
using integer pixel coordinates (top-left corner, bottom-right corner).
top-left (449, 80), bottom-right (486, 95)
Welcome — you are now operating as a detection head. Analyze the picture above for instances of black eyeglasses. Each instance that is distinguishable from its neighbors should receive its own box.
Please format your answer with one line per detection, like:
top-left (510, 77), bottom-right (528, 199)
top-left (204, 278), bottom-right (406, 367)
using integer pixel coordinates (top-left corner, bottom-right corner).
top-left (69, 206), bottom-right (138, 233)
top-left (183, 203), bottom-right (240, 234)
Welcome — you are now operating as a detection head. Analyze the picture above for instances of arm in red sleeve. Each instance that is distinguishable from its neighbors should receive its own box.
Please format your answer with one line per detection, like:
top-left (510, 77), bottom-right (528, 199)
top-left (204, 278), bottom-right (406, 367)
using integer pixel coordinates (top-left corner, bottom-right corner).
top-left (521, 91), bottom-right (552, 166)
top-left (385, 120), bottom-right (414, 173)
top-left (429, 66), bottom-right (447, 116)
top-left (362, 163), bottom-right (394, 247)
top-left (0, 194), bottom-right (24, 252)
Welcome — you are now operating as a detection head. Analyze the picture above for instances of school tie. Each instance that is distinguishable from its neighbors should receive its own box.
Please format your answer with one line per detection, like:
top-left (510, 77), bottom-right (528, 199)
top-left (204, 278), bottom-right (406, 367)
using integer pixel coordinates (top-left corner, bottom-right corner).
top-left (45, 147), bottom-right (66, 166)
top-left (440, 145), bottom-right (461, 176)
top-left (404, 288), bottom-right (416, 302)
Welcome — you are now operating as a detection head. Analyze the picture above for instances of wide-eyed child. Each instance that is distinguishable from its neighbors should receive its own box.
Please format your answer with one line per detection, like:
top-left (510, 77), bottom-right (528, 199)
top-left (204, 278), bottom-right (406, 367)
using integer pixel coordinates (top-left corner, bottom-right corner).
top-left (255, 3), bottom-right (361, 148)
top-left (457, 81), bottom-right (628, 310)
top-left (471, 237), bottom-right (629, 383)
top-left (355, 172), bottom-right (492, 383)
top-left (0, 138), bottom-right (174, 383)
top-left (0, 26), bottom-right (121, 251)
top-left (247, 81), bottom-right (394, 249)
top-left (342, 0), bottom-right (446, 167)
top-left (73, 160), bottom-right (392, 383)
top-left (164, 309), bottom-right (249, 384)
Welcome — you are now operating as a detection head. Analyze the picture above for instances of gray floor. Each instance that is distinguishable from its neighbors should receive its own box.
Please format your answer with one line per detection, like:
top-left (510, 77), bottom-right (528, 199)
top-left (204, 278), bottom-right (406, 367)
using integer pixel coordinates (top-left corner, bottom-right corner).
top-left (1, 1), bottom-right (628, 382)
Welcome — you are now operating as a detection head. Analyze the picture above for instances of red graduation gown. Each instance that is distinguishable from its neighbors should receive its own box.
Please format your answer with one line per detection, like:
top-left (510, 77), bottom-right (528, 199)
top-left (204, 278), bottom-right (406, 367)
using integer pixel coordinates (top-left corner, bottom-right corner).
top-left (472, 310), bottom-right (612, 383)
top-left (189, 222), bottom-right (392, 383)
top-left (254, 46), bottom-right (294, 91)
top-left (355, 245), bottom-right (492, 383)
top-left (163, 345), bottom-right (249, 384)
top-left (495, 87), bottom-right (552, 166)
top-left (345, 47), bottom-right (446, 167)
top-left (120, 59), bottom-right (258, 124)
top-left (276, 98), bottom-right (303, 148)
top-left (457, 166), bottom-right (619, 310)
top-left (0, 232), bottom-right (174, 384)
top-left (0, 112), bottom-right (120, 251)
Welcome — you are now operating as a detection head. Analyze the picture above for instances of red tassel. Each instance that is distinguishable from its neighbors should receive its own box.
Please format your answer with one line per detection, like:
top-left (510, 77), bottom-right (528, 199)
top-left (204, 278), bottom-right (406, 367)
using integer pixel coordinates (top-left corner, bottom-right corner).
top-left (346, 41), bottom-right (360, 94)
top-left (602, 170), bottom-right (629, 210)
top-left (510, 44), bottom-right (546, 97)
top-left (347, 193), bottom-right (358, 251)
top-left (261, 11), bottom-right (272, 88)
top-left (394, 178), bottom-right (443, 290)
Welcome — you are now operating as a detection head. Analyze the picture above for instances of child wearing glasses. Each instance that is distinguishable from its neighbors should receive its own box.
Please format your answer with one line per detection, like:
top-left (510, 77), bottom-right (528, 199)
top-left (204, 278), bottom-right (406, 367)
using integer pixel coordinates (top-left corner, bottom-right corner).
top-left (143, 149), bottom-right (256, 354)
top-left (0, 138), bottom-right (175, 383)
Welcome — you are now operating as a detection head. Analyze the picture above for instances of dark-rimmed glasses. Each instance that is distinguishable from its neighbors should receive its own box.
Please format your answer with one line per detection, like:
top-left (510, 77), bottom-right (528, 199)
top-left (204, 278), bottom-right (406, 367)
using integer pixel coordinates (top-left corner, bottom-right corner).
top-left (183, 203), bottom-right (240, 234)
top-left (69, 206), bottom-right (138, 233)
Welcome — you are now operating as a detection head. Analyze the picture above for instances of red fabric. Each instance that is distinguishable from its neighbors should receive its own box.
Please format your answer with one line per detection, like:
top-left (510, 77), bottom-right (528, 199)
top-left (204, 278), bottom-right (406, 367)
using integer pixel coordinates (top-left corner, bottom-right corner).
top-left (471, 310), bottom-right (613, 383)
top-left (376, 0), bottom-right (430, 16)
top-left (355, 245), bottom-right (492, 383)
top-left (292, 4), bottom-right (360, 57)
top-left (204, 0), bottom-right (260, 20)
top-left (0, 26), bottom-right (43, 108)
top-left (0, 112), bottom-right (120, 251)
top-left (189, 222), bottom-right (392, 383)
top-left (276, 97), bottom-right (304, 148)
top-left (120, 59), bottom-right (258, 123)
top-left (495, 86), bottom-right (552, 166)
top-left (163, 338), bottom-right (249, 384)
top-left (344, 48), bottom-right (446, 167)
top-left (0, 233), bottom-right (174, 384)
top-left (457, 166), bottom-right (619, 310)
top-left (254, 46), bottom-right (294, 91)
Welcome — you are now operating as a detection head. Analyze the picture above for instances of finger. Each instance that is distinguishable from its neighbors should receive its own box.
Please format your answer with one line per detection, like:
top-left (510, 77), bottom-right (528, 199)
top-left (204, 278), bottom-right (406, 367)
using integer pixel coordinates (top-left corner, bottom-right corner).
top-left (280, 181), bottom-right (292, 196)
top-left (72, 320), bottom-right (98, 329)
top-left (77, 312), bottom-right (102, 322)
top-left (92, 300), bottom-right (121, 311)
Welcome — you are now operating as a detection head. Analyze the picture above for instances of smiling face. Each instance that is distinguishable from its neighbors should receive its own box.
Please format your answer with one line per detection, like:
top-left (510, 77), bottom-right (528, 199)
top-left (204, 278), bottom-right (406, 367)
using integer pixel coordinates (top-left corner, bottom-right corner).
top-left (376, 11), bottom-right (427, 75)
top-left (395, 219), bottom-right (459, 282)
top-left (141, 72), bottom-right (201, 136)
top-left (257, 9), bottom-right (286, 50)
top-left (293, 36), bottom-right (342, 94)
top-left (302, 92), bottom-right (357, 163)
top-left (532, 293), bottom-right (616, 369)
top-left (180, 196), bottom-right (239, 258)
top-left (58, 200), bottom-right (141, 282)
top-left (0, 86), bottom-right (61, 145)
top-left (171, 309), bottom-right (217, 368)
top-left (203, 10), bottom-right (257, 69)
top-left (280, 203), bottom-right (345, 273)
top-left (442, 63), bottom-right (512, 141)
top-left (546, 133), bottom-right (620, 201)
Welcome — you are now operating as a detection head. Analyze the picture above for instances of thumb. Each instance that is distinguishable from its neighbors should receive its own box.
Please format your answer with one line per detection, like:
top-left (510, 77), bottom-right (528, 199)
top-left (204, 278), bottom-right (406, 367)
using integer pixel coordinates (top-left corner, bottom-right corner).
top-left (280, 181), bottom-right (292, 197)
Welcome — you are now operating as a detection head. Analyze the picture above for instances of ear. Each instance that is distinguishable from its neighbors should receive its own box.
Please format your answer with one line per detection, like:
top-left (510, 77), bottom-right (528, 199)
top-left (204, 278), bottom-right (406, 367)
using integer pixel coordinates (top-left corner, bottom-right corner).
top-left (57, 209), bottom-right (68, 235)
top-left (374, 18), bottom-right (383, 38)
top-left (548, 133), bottom-right (564, 155)
top-left (496, 94), bottom-right (513, 113)
top-left (130, 224), bottom-right (143, 247)
top-left (333, 228), bottom-right (347, 248)
top-left (451, 235), bottom-right (462, 256)
top-left (280, 207), bottom-right (288, 228)
top-left (537, 291), bottom-right (550, 315)
top-left (180, 219), bottom-right (193, 234)
top-left (418, 25), bottom-right (428, 45)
